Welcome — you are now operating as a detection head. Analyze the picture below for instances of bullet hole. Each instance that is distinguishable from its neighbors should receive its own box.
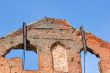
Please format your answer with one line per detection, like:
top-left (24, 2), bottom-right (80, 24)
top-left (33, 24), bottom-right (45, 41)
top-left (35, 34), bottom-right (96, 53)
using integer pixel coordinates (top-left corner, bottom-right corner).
top-left (71, 57), bottom-right (74, 61)
top-left (10, 41), bottom-right (13, 44)
top-left (0, 64), bottom-right (3, 66)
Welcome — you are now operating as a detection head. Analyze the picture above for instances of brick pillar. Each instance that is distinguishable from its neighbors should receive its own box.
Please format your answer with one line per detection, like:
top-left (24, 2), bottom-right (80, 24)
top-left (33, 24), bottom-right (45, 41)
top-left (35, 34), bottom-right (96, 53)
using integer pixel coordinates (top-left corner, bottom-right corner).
top-left (0, 57), bottom-right (10, 73)
top-left (99, 52), bottom-right (110, 73)
top-left (68, 53), bottom-right (82, 73)
top-left (8, 58), bottom-right (22, 73)
top-left (38, 49), bottom-right (53, 73)
top-left (38, 53), bottom-right (43, 71)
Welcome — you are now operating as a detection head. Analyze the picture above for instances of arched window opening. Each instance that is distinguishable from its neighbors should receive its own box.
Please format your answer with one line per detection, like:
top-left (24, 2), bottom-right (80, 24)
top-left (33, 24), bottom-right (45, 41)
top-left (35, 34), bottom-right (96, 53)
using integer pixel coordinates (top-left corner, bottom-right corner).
top-left (5, 49), bottom-right (38, 70)
top-left (80, 51), bottom-right (99, 73)
top-left (51, 43), bottom-right (68, 72)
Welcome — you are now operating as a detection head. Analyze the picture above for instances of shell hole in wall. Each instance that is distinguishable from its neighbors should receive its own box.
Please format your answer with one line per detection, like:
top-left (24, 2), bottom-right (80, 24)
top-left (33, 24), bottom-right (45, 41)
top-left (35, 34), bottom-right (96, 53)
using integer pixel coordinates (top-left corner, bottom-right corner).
top-left (5, 49), bottom-right (38, 71)
top-left (80, 51), bottom-right (99, 73)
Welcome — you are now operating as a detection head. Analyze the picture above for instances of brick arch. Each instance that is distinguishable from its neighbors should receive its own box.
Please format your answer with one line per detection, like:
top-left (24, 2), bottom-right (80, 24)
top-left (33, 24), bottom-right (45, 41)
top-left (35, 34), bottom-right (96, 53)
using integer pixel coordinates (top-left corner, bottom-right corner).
top-left (80, 47), bottom-right (100, 58)
top-left (4, 44), bottom-right (38, 57)
top-left (51, 41), bottom-right (65, 51)
top-left (50, 41), bottom-right (68, 72)
top-left (50, 41), bottom-right (69, 51)
top-left (0, 39), bottom-right (41, 57)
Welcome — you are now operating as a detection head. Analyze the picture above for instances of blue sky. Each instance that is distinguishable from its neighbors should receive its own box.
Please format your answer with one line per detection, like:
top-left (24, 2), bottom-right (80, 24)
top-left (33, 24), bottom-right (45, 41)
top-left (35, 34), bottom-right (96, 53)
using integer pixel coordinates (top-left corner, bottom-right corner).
top-left (1, 0), bottom-right (110, 73)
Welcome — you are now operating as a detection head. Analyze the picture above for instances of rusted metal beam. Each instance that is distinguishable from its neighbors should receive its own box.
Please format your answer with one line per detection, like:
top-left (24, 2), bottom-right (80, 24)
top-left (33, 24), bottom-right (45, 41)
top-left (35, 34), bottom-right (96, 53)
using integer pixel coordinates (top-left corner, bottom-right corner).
top-left (80, 26), bottom-right (87, 73)
top-left (80, 26), bottom-right (87, 53)
top-left (23, 22), bottom-right (27, 70)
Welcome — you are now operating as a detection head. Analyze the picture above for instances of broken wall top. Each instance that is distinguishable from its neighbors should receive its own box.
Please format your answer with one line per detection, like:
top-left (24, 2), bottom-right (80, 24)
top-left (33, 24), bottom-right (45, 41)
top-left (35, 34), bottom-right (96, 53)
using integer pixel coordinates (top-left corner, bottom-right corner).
top-left (0, 17), bottom-right (110, 58)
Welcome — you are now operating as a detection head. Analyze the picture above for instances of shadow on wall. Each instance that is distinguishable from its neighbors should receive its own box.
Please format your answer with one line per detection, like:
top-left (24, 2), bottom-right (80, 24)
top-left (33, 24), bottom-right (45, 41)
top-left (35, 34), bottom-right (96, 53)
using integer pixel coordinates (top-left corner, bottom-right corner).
top-left (80, 51), bottom-right (99, 73)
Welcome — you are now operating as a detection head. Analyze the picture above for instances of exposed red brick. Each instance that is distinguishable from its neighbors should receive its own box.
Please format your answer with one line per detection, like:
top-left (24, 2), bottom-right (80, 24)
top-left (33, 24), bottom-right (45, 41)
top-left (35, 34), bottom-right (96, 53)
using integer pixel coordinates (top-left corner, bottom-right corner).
top-left (0, 17), bottom-right (109, 73)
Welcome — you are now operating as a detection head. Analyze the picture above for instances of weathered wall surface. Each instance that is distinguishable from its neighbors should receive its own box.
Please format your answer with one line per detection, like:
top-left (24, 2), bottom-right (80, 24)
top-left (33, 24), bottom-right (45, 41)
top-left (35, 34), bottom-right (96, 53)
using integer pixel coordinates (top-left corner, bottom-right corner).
top-left (0, 18), bottom-right (110, 73)
top-left (0, 57), bottom-right (22, 73)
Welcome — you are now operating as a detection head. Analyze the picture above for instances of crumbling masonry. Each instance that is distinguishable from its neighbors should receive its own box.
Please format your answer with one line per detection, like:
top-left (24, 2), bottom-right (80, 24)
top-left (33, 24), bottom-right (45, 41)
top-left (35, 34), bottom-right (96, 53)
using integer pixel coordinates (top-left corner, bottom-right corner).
top-left (0, 17), bottom-right (110, 73)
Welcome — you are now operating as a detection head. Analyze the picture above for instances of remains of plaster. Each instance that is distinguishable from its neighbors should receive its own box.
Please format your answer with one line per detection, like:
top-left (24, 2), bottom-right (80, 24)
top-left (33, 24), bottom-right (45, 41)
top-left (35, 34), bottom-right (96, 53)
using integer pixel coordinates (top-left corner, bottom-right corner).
top-left (52, 44), bottom-right (68, 72)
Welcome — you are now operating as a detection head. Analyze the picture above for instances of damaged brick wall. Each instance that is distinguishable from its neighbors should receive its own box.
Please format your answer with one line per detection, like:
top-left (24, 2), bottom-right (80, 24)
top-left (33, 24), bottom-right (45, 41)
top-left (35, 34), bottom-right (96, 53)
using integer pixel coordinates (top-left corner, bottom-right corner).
top-left (0, 57), bottom-right (22, 73)
top-left (0, 18), bottom-right (110, 73)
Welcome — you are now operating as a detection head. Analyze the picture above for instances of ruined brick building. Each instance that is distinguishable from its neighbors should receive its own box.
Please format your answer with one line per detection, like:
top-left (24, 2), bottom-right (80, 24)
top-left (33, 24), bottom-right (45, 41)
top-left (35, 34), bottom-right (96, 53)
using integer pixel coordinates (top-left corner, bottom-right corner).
top-left (0, 17), bottom-right (110, 73)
